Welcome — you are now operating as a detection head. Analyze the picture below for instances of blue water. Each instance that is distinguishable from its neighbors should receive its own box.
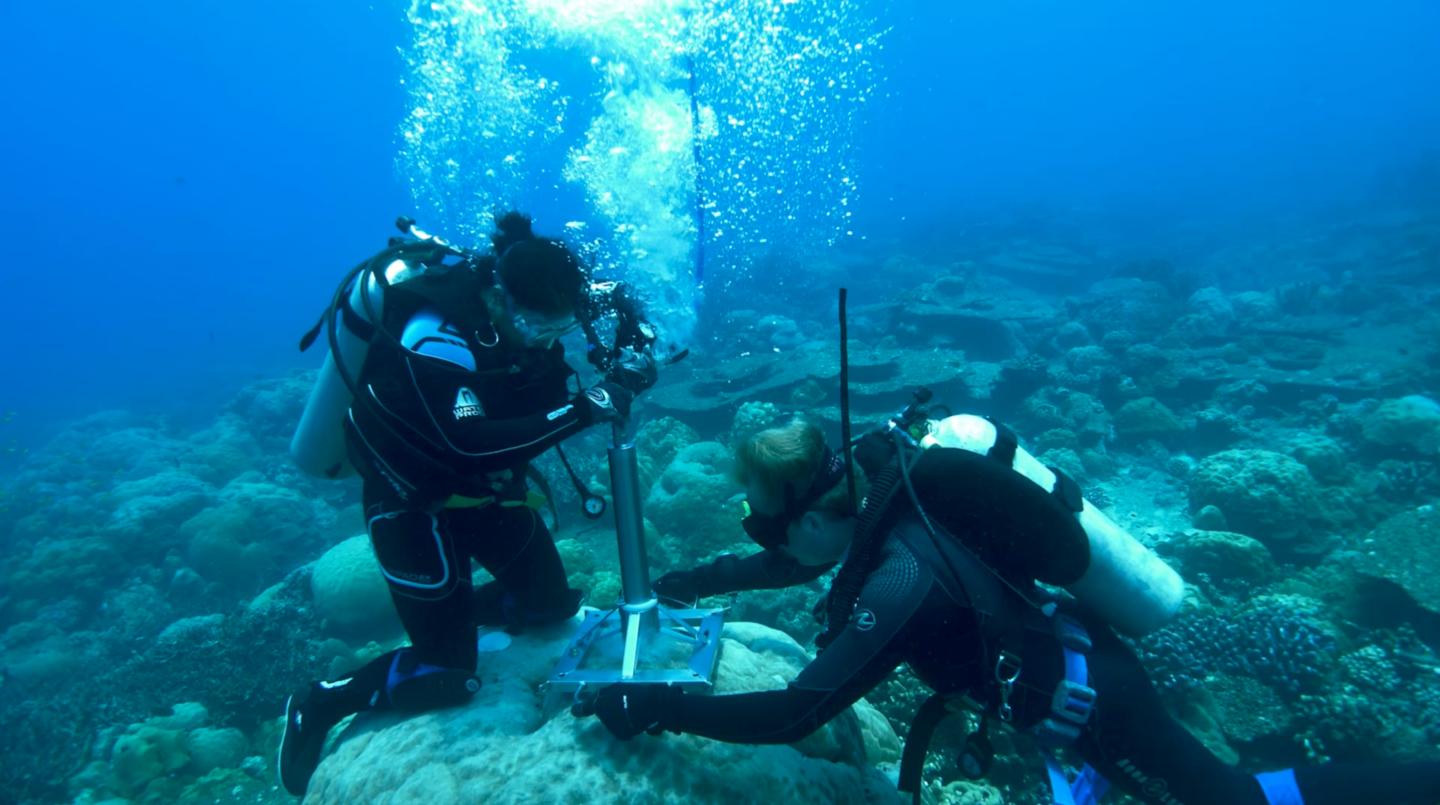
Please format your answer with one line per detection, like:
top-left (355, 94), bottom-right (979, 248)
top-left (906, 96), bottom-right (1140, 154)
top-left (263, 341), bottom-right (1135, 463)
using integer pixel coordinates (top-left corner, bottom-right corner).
top-left (2, 0), bottom-right (1437, 442)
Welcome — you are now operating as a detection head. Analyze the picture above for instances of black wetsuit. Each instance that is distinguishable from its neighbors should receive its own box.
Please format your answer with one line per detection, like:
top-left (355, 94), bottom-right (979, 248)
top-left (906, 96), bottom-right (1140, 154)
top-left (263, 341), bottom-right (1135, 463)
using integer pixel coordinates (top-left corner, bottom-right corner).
top-left (279, 263), bottom-right (632, 796)
top-left (654, 457), bottom-right (1440, 805)
top-left (291, 294), bottom-right (609, 739)
top-left (344, 300), bottom-right (602, 670)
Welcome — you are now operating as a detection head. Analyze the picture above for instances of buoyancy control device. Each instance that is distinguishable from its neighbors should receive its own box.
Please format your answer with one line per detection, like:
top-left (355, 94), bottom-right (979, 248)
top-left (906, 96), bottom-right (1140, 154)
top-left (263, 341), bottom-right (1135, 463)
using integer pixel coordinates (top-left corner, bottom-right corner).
top-left (917, 413), bottom-right (1184, 637)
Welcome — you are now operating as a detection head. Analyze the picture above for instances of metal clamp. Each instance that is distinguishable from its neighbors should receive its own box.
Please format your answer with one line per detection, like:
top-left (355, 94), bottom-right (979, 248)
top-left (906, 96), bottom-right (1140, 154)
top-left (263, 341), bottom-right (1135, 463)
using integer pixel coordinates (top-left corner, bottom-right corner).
top-left (994, 651), bottom-right (1022, 722)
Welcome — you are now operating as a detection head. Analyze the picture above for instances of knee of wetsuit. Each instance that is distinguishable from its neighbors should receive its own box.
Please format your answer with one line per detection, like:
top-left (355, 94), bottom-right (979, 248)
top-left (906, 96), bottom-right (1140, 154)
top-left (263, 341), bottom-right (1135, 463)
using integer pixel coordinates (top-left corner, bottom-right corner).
top-left (505, 587), bottom-right (583, 629)
top-left (480, 586), bottom-right (583, 631)
top-left (384, 649), bottom-right (481, 712)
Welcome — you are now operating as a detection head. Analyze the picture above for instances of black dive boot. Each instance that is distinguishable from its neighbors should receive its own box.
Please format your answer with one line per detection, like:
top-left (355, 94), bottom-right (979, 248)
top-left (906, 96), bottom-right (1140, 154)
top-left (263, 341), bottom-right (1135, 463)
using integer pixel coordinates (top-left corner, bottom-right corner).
top-left (278, 649), bottom-right (481, 796)
top-left (278, 681), bottom-right (349, 796)
top-left (277, 653), bottom-right (396, 797)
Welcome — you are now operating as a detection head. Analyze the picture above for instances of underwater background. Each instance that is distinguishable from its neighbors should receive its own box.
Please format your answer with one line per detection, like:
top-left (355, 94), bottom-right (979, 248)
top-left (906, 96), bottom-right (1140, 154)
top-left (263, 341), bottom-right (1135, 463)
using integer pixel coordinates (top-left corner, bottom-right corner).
top-left (1, 0), bottom-right (1438, 803)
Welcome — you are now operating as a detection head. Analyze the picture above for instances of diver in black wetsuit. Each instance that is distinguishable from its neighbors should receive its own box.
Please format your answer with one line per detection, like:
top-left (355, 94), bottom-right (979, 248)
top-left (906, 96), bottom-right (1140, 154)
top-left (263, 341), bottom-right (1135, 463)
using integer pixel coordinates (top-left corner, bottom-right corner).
top-left (278, 212), bottom-right (658, 796)
top-left (582, 418), bottom-right (1440, 805)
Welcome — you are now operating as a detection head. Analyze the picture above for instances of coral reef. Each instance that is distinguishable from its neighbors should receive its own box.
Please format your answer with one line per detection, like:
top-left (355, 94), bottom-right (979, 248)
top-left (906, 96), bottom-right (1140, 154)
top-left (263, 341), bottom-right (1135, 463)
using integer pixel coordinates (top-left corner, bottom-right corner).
top-left (1136, 595), bottom-right (1337, 698)
top-left (4, 213), bottom-right (1440, 803)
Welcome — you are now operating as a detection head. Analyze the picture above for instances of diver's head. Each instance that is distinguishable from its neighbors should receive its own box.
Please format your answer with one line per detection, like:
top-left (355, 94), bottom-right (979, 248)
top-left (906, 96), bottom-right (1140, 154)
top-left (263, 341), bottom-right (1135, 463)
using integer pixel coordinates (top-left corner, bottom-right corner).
top-left (489, 211), bottom-right (586, 348)
top-left (735, 418), bottom-right (862, 566)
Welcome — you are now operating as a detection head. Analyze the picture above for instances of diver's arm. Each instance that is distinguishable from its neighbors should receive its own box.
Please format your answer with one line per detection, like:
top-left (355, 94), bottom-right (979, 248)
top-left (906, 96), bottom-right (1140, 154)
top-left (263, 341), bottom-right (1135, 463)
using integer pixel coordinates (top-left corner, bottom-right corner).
top-left (662, 645), bottom-right (903, 744)
top-left (448, 399), bottom-right (587, 460)
top-left (692, 551), bottom-right (834, 596)
top-left (415, 388), bottom-right (612, 467)
top-left (658, 548), bottom-right (927, 744)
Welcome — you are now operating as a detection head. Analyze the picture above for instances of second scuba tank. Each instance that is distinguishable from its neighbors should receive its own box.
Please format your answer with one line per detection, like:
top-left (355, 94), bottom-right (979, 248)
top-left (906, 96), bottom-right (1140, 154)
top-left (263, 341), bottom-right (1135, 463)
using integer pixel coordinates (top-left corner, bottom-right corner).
top-left (919, 414), bottom-right (1184, 636)
top-left (290, 268), bottom-right (390, 479)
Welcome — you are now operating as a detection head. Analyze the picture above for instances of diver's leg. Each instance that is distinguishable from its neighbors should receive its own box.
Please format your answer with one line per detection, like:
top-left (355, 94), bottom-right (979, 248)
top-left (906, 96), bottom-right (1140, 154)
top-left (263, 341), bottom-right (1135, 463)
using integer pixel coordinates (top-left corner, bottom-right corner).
top-left (1256, 762), bottom-right (1440, 804)
top-left (1074, 624), bottom-right (1268, 804)
top-left (463, 504), bottom-right (582, 628)
top-left (1077, 626), bottom-right (1440, 805)
top-left (278, 491), bottom-right (479, 796)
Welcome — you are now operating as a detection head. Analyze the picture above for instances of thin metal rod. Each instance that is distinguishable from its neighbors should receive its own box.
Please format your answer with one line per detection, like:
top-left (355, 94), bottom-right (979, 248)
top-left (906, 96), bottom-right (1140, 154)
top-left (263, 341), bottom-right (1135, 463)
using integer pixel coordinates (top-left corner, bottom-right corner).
top-left (839, 288), bottom-right (857, 516)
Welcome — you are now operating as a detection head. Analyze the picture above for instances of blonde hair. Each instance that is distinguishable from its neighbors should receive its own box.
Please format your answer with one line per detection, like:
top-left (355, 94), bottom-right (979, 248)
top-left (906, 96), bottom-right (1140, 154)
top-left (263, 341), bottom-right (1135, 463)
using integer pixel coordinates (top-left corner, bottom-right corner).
top-left (734, 418), bottom-right (862, 518)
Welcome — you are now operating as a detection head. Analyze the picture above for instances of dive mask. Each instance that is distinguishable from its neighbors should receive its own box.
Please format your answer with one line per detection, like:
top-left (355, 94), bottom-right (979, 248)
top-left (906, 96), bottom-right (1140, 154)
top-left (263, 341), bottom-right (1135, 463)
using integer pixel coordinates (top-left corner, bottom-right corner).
top-left (739, 447), bottom-right (848, 551)
top-left (504, 289), bottom-right (581, 348)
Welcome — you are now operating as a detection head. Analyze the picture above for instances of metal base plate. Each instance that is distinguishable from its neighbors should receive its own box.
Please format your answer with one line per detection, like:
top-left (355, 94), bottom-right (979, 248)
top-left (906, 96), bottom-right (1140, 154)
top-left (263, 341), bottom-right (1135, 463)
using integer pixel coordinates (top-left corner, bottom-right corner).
top-left (548, 604), bottom-right (725, 694)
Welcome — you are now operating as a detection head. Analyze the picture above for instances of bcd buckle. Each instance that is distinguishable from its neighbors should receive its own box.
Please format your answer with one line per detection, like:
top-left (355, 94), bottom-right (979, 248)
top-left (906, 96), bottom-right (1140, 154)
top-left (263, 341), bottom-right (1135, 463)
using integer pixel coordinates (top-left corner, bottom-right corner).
top-left (1051, 677), bottom-right (1097, 726)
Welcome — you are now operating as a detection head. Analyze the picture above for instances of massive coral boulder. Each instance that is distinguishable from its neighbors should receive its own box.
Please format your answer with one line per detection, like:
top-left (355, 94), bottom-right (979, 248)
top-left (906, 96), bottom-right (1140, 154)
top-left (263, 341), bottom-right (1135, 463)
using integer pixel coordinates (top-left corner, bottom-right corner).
top-left (1362, 395), bottom-right (1440, 455)
top-left (1352, 504), bottom-right (1440, 613)
top-left (180, 474), bottom-right (343, 594)
top-left (644, 441), bottom-right (745, 561)
top-left (305, 620), bottom-right (898, 805)
top-left (1158, 529), bottom-right (1275, 586)
top-left (1113, 397), bottom-right (1187, 444)
top-left (310, 534), bottom-right (402, 640)
top-left (635, 416), bottom-right (701, 490)
top-left (1188, 450), bottom-right (1328, 553)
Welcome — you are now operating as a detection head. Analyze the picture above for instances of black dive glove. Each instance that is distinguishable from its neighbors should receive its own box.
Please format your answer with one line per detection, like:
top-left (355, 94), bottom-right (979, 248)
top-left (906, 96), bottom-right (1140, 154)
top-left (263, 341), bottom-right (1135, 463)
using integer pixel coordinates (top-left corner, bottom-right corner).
top-left (653, 569), bottom-right (705, 606)
top-left (853, 428), bottom-right (896, 476)
top-left (606, 347), bottom-right (658, 395)
top-left (582, 383), bottom-right (634, 423)
top-left (574, 683), bottom-right (680, 740)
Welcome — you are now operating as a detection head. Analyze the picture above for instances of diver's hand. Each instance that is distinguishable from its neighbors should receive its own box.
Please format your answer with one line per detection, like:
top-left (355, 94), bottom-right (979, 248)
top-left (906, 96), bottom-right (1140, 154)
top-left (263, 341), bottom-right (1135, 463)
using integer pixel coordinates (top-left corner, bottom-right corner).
top-left (606, 348), bottom-right (658, 395)
top-left (853, 428), bottom-right (895, 476)
top-left (573, 684), bottom-right (677, 740)
top-left (653, 569), bottom-right (703, 606)
top-left (582, 383), bottom-right (633, 424)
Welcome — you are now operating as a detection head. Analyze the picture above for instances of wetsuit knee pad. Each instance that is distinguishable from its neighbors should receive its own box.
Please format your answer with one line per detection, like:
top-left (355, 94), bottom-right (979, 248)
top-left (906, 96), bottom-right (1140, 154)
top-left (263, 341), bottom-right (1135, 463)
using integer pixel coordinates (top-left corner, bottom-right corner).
top-left (385, 649), bottom-right (480, 712)
top-left (368, 509), bottom-right (458, 600)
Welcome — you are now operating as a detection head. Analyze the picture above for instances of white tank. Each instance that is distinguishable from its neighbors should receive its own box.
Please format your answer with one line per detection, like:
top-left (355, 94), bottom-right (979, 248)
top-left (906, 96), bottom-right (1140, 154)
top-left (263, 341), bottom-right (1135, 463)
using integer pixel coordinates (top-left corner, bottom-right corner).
top-left (289, 266), bottom-right (393, 479)
top-left (919, 414), bottom-right (1184, 636)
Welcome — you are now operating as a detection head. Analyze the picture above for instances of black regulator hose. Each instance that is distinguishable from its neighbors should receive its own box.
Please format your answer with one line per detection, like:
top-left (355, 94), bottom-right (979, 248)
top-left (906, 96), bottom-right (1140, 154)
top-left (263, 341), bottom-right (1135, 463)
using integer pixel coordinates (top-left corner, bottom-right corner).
top-left (817, 458), bottom-right (905, 648)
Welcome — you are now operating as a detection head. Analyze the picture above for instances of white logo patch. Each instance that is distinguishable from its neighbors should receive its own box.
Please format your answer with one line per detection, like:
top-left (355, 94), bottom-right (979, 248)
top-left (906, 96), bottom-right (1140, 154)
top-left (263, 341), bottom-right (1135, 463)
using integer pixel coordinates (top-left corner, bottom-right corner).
top-left (453, 387), bottom-right (483, 420)
top-left (854, 609), bottom-right (877, 631)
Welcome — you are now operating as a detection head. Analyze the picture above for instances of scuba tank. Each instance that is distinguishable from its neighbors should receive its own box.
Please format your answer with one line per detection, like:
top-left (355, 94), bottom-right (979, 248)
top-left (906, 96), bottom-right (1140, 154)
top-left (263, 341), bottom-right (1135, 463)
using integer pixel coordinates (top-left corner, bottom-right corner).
top-left (290, 268), bottom-right (386, 478)
top-left (918, 413), bottom-right (1183, 636)
top-left (290, 218), bottom-right (456, 479)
